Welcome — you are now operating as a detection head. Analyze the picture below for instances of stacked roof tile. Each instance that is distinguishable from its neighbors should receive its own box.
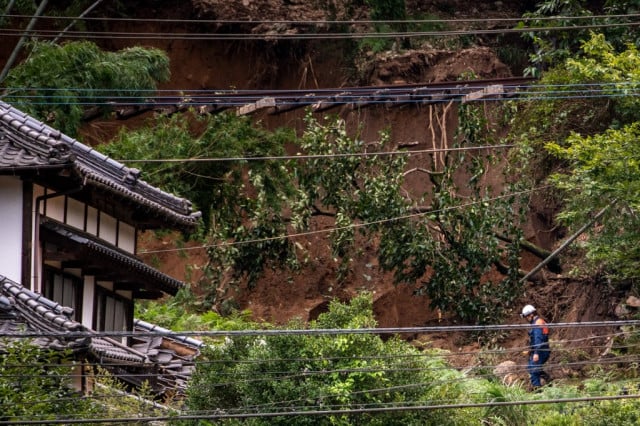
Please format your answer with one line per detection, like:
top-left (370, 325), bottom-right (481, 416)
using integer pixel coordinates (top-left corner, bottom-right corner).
top-left (0, 275), bottom-right (202, 396)
top-left (0, 100), bottom-right (202, 230)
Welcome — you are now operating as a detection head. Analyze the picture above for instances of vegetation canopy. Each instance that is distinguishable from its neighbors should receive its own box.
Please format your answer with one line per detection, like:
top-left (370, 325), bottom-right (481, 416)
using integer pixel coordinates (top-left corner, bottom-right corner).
top-left (3, 40), bottom-right (170, 136)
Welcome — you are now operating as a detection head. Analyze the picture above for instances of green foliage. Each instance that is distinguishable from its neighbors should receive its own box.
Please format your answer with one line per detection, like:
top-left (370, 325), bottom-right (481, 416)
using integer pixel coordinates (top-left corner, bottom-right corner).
top-left (136, 288), bottom-right (258, 336)
top-left (519, 0), bottom-right (640, 76)
top-left (511, 34), bottom-right (640, 283)
top-left (365, 0), bottom-right (406, 22)
top-left (186, 294), bottom-right (480, 425)
top-left (508, 32), bottom-right (639, 183)
top-left (0, 0), bottom-right (106, 17)
top-left (296, 111), bottom-right (523, 324)
top-left (546, 123), bottom-right (640, 280)
top-left (102, 112), bottom-right (293, 230)
top-left (3, 40), bottom-right (170, 136)
top-left (534, 379), bottom-right (640, 425)
top-left (101, 111), bottom-right (297, 299)
top-left (294, 113), bottom-right (411, 282)
top-left (111, 106), bottom-right (523, 324)
top-left (91, 366), bottom-right (169, 419)
top-left (0, 339), bottom-right (93, 422)
top-left (0, 0), bottom-right (33, 13)
top-left (0, 339), bottom-right (182, 422)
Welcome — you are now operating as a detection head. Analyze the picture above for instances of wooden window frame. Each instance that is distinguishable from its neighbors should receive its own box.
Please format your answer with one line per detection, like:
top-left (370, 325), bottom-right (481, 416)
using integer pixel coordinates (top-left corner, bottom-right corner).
top-left (42, 266), bottom-right (83, 322)
top-left (93, 286), bottom-right (134, 336)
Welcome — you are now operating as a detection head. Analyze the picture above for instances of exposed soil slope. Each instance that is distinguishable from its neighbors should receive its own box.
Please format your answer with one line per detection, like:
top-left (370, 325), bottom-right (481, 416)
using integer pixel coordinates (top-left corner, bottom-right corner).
top-left (118, 2), bottom-right (626, 370)
top-left (0, 0), bottom-right (626, 379)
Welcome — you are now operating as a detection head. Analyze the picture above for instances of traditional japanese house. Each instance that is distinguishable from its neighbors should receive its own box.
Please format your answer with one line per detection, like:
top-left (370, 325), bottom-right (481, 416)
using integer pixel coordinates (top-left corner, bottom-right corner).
top-left (0, 100), bottom-right (203, 395)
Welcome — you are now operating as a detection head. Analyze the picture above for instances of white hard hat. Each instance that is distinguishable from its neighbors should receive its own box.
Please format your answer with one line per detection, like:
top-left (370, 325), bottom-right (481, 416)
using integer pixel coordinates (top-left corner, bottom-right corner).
top-left (521, 304), bottom-right (536, 317)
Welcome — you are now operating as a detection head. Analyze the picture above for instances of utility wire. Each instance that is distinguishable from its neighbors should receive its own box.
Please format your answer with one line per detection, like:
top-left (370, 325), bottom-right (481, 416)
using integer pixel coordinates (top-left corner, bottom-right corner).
top-left (2, 319), bottom-right (640, 339)
top-left (0, 338), bottom-right (635, 374)
top-left (2, 12), bottom-right (640, 25)
top-left (2, 393), bottom-right (640, 424)
top-left (51, 0), bottom-right (105, 44)
top-left (2, 86), bottom-right (638, 108)
top-left (0, 329), bottom-right (631, 370)
top-left (0, 0), bottom-right (48, 83)
top-left (5, 81), bottom-right (640, 93)
top-left (138, 185), bottom-right (544, 254)
top-left (114, 144), bottom-right (514, 164)
top-left (0, 20), bottom-right (638, 40)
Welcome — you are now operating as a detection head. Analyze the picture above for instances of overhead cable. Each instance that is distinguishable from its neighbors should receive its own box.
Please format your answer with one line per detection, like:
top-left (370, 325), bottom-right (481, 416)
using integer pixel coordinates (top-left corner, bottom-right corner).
top-left (2, 12), bottom-right (640, 25)
top-left (2, 318), bottom-right (640, 339)
top-left (1, 393), bottom-right (640, 424)
top-left (138, 185), bottom-right (546, 254)
top-left (0, 21), bottom-right (638, 40)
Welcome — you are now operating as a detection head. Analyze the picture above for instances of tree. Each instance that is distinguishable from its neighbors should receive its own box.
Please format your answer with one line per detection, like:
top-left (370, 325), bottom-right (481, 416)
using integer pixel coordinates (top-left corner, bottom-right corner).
top-left (0, 338), bottom-right (181, 423)
top-left (106, 106), bottom-right (524, 324)
top-left (0, 340), bottom-right (94, 422)
top-left (2, 40), bottom-right (170, 136)
top-left (547, 124), bottom-right (640, 281)
top-left (513, 33), bottom-right (640, 283)
top-left (186, 294), bottom-right (484, 426)
top-left (520, 0), bottom-right (640, 76)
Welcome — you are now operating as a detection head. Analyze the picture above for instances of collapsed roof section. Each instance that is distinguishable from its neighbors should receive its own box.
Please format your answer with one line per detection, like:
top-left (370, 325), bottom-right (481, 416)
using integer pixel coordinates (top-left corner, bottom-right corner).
top-left (0, 275), bottom-right (202, 396)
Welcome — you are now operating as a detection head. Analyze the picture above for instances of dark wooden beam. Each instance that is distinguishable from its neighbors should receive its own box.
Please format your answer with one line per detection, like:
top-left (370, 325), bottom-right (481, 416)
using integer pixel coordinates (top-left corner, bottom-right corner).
top-left (133, 289), bottom-right (164, 300)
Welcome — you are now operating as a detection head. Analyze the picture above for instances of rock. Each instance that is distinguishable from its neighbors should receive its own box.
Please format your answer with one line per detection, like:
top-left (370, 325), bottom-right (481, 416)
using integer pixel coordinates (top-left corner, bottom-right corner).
top-left (626, 295), bottom-right (640, 308)
top-left (494, 360), bottom-right (524, 386)
top-left (615, 303), bottom-right (630, 318)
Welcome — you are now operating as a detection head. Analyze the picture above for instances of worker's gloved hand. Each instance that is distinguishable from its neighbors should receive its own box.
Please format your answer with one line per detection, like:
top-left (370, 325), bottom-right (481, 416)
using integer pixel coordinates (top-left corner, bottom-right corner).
top-left (522, 350), bottom-right (529, 356)
top-left (532, 353), bottom-right (539, 362)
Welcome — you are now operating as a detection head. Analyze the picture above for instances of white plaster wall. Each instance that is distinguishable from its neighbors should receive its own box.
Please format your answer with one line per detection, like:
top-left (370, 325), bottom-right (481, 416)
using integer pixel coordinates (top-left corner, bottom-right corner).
top-left (118, 222), bottom-right (135, 253)
top-left (86, 206), bottom-right (98, 234)
top-left (99, 213), bottom-right (117, 245)
top-left (0, 176), bottom-right (23, 283)
top-left (32, 186), bottom-right (45, 292)
top-left (66, 197), bottom-right (85, 230)
top-left (45, 193), bottom-right (65, 222)
top-left (82, 276), bottom-right (95, 328)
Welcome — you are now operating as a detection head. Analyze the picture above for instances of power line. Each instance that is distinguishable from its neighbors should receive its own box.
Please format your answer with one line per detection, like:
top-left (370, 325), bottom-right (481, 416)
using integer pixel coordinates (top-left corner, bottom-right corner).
top-left (2, 12), bottom-right (640, 25)
top-left (138, 185), bottom-right (545, 255)
top-left (5, 80), bottom-right (639, 93)
top-left (0, 20), bottom-right (638, 40)
top-left (113, 144), bottom-right (514, 164)
top-left (2, 85), bottom-right (637, 112)
top-left (2, 319), bottom-right (639, 339)
top-left (2, 393), bottom-right (640, 424)
top-left (0, 329), bottom-right (630, 370)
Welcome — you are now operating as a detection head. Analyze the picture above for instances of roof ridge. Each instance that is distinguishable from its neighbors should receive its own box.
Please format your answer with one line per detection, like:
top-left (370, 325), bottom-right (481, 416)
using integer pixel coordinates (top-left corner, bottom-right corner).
top-left (0, 101), bottom-right (202, 229)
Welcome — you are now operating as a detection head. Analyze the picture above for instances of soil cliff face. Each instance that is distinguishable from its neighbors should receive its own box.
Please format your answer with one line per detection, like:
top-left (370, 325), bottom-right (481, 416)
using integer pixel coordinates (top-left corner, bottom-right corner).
top-left (93, 1), bottom-right (617, 335)
top-left (1, 1), bottom-right (621, 360)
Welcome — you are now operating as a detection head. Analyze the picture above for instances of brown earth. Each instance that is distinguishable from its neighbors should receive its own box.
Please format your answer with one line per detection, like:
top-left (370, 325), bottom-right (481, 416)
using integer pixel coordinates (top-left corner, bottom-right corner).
top-left (128, 2), bottom-right (623, 371)
top-left (125, 1), bottom-right (623, 366)
top-left (2, 0), bottom-right (627, 377)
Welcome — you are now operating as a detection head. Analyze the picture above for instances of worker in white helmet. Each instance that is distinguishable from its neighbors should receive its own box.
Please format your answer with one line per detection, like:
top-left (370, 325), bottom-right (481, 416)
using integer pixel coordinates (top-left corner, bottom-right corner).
top-left (521, 304), bottom-right (551, 389)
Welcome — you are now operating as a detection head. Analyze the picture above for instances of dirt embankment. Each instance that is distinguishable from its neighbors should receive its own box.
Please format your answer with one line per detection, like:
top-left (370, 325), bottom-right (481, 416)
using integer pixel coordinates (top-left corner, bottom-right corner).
top-left (78, 0), bottom-right (626, 372)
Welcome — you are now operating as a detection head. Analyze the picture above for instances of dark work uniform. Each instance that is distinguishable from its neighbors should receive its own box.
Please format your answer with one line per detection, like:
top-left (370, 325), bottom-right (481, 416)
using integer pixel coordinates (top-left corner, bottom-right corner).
top-left (527, 315), bottom-right (550, 387)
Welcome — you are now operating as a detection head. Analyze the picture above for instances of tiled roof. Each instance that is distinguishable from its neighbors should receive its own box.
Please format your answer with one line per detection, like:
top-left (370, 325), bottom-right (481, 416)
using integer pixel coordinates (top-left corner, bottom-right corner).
top-left (41, 219), bottom-right (185, 295)
top-left (0, 275), bottom-right (202, 395)
top-left (0, 101), bottom-right (201, 230)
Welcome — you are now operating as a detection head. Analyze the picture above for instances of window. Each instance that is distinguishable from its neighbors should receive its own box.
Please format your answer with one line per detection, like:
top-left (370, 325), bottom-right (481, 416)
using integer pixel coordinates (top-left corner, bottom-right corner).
top-left (94, 287), bottom-right (133, 334)
top-left (43, 268), bottom-right (82, 321)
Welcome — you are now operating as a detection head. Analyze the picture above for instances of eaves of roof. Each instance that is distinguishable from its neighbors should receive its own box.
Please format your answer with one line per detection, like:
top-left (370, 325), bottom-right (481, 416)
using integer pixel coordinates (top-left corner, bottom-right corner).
top-left (0, 101), bottom-right (202, 230)
top-left (41, 219), bottom-right (185, 296)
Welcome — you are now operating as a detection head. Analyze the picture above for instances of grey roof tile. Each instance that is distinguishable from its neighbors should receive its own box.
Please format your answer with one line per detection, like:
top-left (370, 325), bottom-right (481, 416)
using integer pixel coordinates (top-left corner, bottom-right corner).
top-left (41, 219), bottom-right (185, 295)
top-left (0, 101), bottom-right (202, 230)
top-left (0, 275), bottom-right (201, 396)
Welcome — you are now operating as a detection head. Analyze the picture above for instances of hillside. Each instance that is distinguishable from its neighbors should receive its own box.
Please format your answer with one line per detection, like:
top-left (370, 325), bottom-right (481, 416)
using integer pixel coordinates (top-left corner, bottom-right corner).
top-left (0, 0), bottom-right (627, 376)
